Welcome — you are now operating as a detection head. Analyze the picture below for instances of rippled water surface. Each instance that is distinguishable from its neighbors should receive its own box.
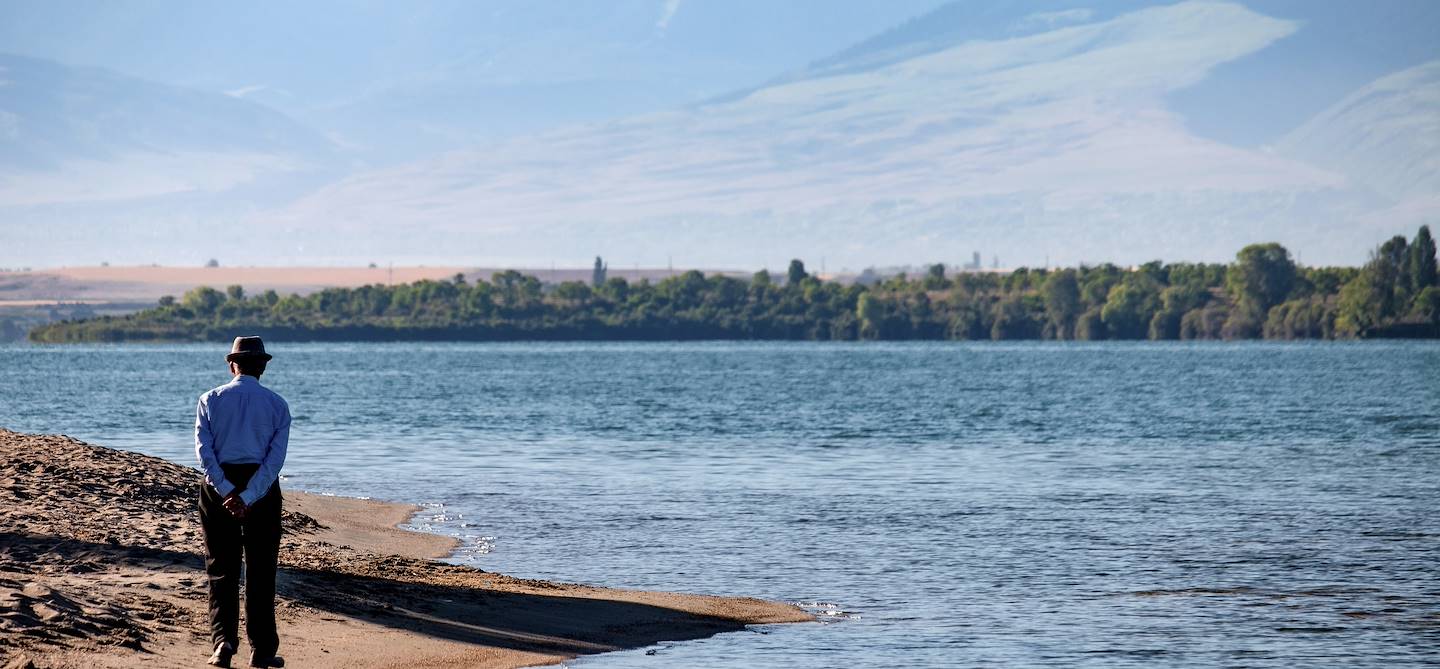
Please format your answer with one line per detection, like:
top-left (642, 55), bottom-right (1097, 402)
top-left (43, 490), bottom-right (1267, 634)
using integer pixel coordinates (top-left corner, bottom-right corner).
top-left (3, 341), bottom-right (1438, 667)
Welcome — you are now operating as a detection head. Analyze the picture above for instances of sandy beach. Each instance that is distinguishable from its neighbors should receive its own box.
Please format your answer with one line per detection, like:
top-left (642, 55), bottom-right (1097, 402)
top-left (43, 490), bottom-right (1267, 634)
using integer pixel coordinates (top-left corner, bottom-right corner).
top-left (0, 429), bottom-right (810, 668)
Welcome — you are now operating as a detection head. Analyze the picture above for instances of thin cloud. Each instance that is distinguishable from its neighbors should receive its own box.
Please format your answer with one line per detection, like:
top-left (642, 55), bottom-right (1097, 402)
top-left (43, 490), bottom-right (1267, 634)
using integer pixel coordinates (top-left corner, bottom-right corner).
top-left (224, 84), bottom-right (267, 98)
top-left (0, 110), bottom-right (18, 140)
top-left (656, 0), bottom-right (681, 32)
top-left (1015, 8), bottom-right (1095, 31)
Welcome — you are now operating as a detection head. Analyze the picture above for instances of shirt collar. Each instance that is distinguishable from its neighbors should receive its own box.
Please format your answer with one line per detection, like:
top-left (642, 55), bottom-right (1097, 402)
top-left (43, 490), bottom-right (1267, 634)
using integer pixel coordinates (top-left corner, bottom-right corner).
top-left (233, 374), bottom-right (260, 384)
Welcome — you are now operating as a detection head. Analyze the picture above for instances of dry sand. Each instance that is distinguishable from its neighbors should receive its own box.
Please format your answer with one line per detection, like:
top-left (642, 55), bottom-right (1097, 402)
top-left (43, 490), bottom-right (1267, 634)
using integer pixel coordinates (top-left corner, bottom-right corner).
top-left (0, 266), bottom-right (738, 305)
top-left (0, 430), bottom-right (810, 668)
top-left (0, 267), bottom-right (475, 304)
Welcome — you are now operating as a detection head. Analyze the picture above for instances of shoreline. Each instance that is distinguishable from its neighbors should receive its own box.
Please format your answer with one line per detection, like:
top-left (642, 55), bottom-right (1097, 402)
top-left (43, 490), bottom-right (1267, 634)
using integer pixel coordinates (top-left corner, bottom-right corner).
top-left (0, 429), bottom-right (811, 668)
top-left (283, 492), bottom-right (461, 561)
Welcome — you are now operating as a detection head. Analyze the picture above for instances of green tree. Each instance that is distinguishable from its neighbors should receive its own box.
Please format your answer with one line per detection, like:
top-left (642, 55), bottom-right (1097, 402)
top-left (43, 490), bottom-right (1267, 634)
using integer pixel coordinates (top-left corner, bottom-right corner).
top-left (1221, 307), bottom-right (1264, 339)
top-left (1411, 286), bottom-right (1440, 324)
top-left (1079, 264), bottom-right (1121, 308)
top-left (1042, 269), bottom-right (1081, 339)
top-left (1075, 307), bottom-right (1106, 340)
top-left (554, 281), bottom-right (593, 303)
top-left (1004, 268), bottom-right (1033, 293)
top-left (1137, 260), bottom-right (1167, 284)
top-left (1263, 297), bottom-right (1334, 339)
top-left (592, 256), bottom-right (608, 287)
top-left (990, 296), bottom-right (1041, 340)
top-left (492, 270), bottom-right (540, 309)
top-left (1380, 234), bottom-right (1409, 267)
top-left (786, 259), bottom-right (808, 287)
top-left (1336, 263), bottom-right (1387, 336)
top-left (1226, 243), bottom-right (1296, 314)
top-left (923, 263), bottom-right (947, 290)
top-left (225, 285), bottom-right (245, 302)
top-left (1149, 283), bottom-right (1206, 340)
top-left (182, 286), bottom-right (225, 315)
top-left (1100, 275), bottom-right (1160, 339)
top-left (1168, 262), bottom-right (1226, 289)
top-left (601, 277), bottom-right (630, 303)
top-left (1380, 234), bottom-right (1411, 308)
top-left (1179, 304), bottom-right (1227, 340)
top-left (1336, 237), bottom-right (1412, 335)
top-left (661, 270), bottom-right (709, 309)
top-left (856, 292), bottom-right (881, 339)
top-left (945, 301), bottom-right (988, 340)
top-left (1406, 225), bottom-right (1437, 295)
top-left (1304, 266), bottom-right (1358, 296)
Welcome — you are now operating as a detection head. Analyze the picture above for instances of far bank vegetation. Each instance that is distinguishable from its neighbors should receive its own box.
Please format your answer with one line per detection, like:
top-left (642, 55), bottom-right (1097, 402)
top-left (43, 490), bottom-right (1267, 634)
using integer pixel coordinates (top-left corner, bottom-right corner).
top-left (29, 227), bottom-right (1440, 343)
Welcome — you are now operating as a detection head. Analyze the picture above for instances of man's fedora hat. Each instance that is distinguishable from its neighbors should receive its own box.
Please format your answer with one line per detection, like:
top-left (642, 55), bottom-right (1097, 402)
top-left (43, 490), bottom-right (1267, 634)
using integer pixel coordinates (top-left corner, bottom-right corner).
top-left (226, 336), bottom-right (273, 362)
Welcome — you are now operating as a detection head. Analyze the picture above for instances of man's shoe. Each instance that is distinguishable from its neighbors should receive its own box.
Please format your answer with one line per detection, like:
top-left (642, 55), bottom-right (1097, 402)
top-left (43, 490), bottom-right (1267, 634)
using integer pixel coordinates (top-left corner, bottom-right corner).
top-left (249, 655), bottom-right (284, 668)
top-left (207, 642), bottom-right (236, 668)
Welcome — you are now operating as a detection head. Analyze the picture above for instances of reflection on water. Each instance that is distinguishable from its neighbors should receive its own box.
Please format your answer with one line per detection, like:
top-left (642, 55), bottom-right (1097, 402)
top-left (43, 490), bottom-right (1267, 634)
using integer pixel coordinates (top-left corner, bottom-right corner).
top-left (2, 341), bottom-right (1438, 667)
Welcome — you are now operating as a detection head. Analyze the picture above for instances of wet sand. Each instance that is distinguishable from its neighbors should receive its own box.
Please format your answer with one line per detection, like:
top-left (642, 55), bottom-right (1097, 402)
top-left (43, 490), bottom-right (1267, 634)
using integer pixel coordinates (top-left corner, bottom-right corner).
top-left (0, 429), bottom-right (810, 668)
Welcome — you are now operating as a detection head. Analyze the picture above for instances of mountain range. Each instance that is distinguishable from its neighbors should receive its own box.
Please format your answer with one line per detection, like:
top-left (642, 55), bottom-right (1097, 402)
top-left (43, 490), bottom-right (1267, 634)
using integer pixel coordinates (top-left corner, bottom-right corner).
top-left (1, 0), bottom-right (1437, 269)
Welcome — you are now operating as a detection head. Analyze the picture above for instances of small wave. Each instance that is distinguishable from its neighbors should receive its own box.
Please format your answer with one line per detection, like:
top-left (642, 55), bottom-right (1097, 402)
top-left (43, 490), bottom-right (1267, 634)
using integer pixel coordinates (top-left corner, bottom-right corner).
top-left (453, 535), bottom-right (495, 557)
top-left (795, 601), bottom-right (860, 621)
top-left (1083, 649), bottom-right (1169, 656)
top-left (1131, 587), bottom-right (1259, 597)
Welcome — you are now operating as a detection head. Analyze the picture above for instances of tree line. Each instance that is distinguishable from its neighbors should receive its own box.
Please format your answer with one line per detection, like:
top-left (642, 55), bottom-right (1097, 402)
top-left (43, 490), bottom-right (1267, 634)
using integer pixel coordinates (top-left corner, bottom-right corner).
top-left (28, 227), bottom-right (1440, 343)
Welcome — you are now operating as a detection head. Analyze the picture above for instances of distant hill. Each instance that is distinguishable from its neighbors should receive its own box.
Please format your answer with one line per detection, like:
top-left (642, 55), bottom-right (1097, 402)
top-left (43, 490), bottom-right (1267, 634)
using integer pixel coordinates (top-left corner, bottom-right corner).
top-left (751, 0), bottom-right (1154, 89)
top-left (1276, 60), bottom-right (1440, 203)
top-left (2, 2), bottom-right (1438, 269)
top-left (0, 53), bottom-right (336, 203)
top-left (268, 1), bottom-right (1395, 268)
top-left (0, 53), bottom-right (344, 265)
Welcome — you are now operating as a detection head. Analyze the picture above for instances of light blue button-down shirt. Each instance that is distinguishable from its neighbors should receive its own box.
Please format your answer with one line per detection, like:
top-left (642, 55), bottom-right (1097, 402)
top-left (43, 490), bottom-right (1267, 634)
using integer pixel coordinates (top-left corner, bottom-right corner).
top-left (195, 375), bottom-right (291, 506)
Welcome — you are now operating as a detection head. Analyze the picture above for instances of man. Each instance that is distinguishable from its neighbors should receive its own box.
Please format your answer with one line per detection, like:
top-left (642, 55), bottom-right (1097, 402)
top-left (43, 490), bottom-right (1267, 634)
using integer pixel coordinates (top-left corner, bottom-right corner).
top-left (195, 336), bottom-right (291, 668)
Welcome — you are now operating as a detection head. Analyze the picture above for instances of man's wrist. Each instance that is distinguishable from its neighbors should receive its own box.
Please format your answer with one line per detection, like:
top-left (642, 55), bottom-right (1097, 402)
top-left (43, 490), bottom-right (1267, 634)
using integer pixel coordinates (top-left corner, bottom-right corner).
top-left (214, 480), bottom-right (236, 498)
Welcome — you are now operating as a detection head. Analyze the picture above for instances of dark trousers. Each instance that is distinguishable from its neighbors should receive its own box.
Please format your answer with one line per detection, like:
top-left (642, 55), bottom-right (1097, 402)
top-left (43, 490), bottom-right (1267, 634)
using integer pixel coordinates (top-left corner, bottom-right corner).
top-left (199, 463), bottom-right (282, 656)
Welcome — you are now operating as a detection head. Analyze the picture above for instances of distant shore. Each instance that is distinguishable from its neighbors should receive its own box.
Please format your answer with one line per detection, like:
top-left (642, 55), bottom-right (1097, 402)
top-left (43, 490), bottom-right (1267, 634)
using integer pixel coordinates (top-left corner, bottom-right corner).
top-left (0, 429), bottom-right (810, 668)
top-left (25, 232), bottom-right (1440, 343)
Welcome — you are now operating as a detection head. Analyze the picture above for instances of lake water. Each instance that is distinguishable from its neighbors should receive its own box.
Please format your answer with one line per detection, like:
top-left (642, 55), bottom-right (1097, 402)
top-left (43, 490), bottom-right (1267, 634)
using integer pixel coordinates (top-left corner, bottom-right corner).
top-left (2, 341), bottom-right (1438, 667)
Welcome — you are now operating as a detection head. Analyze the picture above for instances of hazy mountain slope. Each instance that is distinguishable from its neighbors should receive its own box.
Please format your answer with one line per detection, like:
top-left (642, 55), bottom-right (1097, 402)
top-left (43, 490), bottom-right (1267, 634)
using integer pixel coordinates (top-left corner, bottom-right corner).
top-left (725, 0), bottom-right (1440, 148)
top-left (0, 54), bottom-right (346, 266)
top-left (1276, 60), bottom-right (1440, 202)
top-left (4, 1), bottom-right (1436, 268)
top-left (0, 53), bottom-right (335, 206)
top-left (751, 0), bottom-right (1153, 90)
top-left (1166, 0), bottom-right (1440, 146)
top-left (0, 1), bottom-right (948, 166)
top-left (268, 1), bottom-right (1377, 268)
